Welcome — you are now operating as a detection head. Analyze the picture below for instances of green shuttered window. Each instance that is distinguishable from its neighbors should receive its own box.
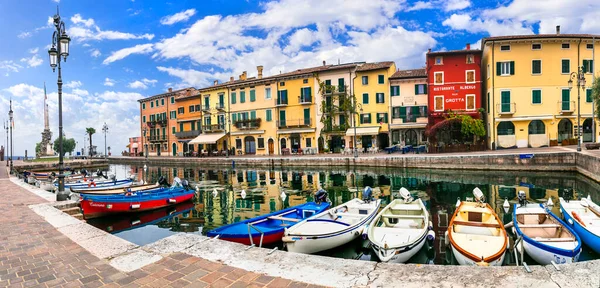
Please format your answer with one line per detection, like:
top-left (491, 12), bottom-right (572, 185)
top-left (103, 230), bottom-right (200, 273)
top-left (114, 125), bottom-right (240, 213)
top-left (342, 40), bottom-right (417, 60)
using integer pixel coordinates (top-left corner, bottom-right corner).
top-left (532, 90), bottom-right (542, 104)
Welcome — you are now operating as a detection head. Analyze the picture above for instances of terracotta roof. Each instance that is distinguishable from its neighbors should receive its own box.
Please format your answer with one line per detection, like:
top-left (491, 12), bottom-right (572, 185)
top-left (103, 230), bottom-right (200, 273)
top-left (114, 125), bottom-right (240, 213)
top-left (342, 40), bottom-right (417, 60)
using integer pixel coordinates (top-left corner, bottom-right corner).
top-left (138, 87), bottom-right (195, 103)
top-left (427, 49), bottom-right (482, 56)
top-left (356, 61), bottom-right (395, 72)
top-left (390, 68), bottom-right (427, 79)
top-left (482, 33), bottom-right (600, 45)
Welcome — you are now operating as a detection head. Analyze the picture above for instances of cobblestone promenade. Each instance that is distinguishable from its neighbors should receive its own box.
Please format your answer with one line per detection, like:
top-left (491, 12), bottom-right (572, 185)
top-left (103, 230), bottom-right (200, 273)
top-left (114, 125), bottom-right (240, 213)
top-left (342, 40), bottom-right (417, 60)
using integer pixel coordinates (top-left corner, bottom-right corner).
top-left (0, 167), bottom-right (319, 288)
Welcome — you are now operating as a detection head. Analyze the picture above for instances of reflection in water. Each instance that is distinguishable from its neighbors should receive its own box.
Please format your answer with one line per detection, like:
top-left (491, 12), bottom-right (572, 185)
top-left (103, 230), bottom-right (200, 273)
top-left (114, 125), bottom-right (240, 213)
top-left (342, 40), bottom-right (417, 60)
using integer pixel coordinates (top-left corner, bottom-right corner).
top-left (93, 164), bottom-right (600, 265)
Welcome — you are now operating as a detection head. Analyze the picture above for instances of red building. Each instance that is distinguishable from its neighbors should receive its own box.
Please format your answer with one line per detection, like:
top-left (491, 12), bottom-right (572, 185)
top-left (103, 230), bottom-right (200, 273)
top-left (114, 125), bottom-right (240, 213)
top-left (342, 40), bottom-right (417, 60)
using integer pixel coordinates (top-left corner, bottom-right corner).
top-left (128, 136), bottom-right (142, 156)
top-left (426, 45), bottom-right (482, 126)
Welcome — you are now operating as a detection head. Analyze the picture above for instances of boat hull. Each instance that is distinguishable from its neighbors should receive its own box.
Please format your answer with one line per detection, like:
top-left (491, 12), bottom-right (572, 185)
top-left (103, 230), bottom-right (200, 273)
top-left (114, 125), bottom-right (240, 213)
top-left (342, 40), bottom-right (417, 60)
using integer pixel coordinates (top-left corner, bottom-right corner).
top-left (451, 244), bottom-right (506, 266)
top-left (561, 204), bottom-right (600, 255)
top-left (372, 233), bottom-right (427, 263)
top-left (80, 190), bottom-right (195, 219)
top-left (218, 231), bottom-right (285, 246)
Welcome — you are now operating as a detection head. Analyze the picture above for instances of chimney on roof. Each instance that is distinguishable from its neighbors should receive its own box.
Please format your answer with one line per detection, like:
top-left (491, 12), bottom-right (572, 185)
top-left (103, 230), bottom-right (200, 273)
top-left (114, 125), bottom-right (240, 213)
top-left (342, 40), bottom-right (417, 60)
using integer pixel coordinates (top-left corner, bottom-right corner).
top-left (214, 80), bottom-right (218, 86)
top-left (257, 65), bottom-right (263, 79)
top-left (239, 71), bottom-right (247, 80)
top-left (428, 49), bottom-right (431, 53)
top-left (230, 76), bottom-right (234, 82)
top-left (168, 88), bottom-right (173, 92)
top-left (556, 25), bottom-right (561, 34)
top-left (323, 60), bottom-right (326, 66)
top-left (466, 43), bottom-right (471, 50)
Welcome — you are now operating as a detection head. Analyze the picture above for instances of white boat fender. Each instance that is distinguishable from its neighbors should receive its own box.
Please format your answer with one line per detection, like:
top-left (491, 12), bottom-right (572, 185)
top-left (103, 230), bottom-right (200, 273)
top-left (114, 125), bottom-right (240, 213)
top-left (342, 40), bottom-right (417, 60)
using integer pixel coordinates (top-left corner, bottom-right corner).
top-left (504, 221), bottom-right (513, 229)
top-left (444, 231), bottom-right (449, 246)
top-left (588, 194), bottom-right (592, 202)
top-left (503, 198), bottom-right (510, 213)
top-left (212, 188), bottom-right (218, 197)
top-left (568, 219), bottom-right (574, 225)
top-left (195, 186), bottom-right (199, 192)
top-left (547, 198), bottom-right (554, 207)
top-left (280, 191), bottom-right (287, 201)
top-left (427, 230), bottom-right (435, 242)
top-left (455, 197), bottom-right (461, 208)
top-left (241, 189), bottom-right (247, 199)
top-left (428, 221), bottom-right (433, 231)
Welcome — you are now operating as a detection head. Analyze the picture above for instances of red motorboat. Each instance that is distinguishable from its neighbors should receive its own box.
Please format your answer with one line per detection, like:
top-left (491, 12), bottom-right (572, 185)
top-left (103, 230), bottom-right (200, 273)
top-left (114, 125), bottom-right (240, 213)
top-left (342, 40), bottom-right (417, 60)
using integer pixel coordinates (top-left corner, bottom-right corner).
top-left (80, 187), bottom-right (196, 219)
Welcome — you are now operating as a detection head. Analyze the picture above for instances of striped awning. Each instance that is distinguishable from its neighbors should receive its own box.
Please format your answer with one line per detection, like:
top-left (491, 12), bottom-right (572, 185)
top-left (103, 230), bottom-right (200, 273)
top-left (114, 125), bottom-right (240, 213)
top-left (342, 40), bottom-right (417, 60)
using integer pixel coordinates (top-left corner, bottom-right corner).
top-left (345, 127), bottom-right (380, 136)
top-left (189, 133), bottom-right (226, 145)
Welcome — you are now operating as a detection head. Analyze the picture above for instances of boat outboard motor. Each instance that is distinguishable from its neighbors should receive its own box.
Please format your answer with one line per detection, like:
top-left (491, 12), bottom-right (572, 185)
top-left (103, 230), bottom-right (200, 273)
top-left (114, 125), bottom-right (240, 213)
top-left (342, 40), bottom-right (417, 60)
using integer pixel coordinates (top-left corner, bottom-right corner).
top-left (562, 188), bottom-right (573, 203)
top-left (518, 190), bottom-right (527, 207)
top-left (181, 179), bottom-right (191, 190)
top-left (315, 189), bottom-right (328, 204)
top-left (157, 176), bottom-right (168, 187)
top-left (363, 186), bottom-right (374, 203)
top-left (81, 169), bottom-right (88, 177)
top-left (399, 187), bottom-right (413, 203)
top-left (473, 187), bottom-right (485, 206)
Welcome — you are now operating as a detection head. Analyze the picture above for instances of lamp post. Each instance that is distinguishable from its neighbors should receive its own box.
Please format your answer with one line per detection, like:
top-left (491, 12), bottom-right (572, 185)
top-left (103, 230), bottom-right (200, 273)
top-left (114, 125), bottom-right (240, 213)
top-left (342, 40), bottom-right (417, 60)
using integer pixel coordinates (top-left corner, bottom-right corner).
top-left (568, 65), bottom-right (586, 152)
top-left (47, 7), bottom-right (71, 201)
top-left (102, 122), bottom-right (108, 158)
top-left (226, 118), bottom-right (231, 158)
top-left (353, 105), bottom-right (363, 158)
top-left (4, 121), bottom-right (7, 166)
top-left (143, 128), bottom-right (148, 160)
top-left (9, 101), bottom-right (13, 174)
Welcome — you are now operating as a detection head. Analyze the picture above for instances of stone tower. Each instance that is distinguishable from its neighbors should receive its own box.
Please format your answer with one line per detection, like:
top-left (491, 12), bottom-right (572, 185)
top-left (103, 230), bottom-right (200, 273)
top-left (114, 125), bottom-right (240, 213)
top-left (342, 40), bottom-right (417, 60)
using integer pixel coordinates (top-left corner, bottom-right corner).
top-left (39, 83), bottom-right (54, 157)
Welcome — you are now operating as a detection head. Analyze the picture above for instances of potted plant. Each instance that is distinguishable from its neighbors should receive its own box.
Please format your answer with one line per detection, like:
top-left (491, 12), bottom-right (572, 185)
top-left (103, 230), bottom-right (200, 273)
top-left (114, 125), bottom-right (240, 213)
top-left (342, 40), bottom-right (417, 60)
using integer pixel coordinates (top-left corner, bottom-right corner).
top-left (561, 139), bottom-right (569, 146)
top-left (569, 138), bottom-right (578, 145)
top-left (549, 139), bottom-right (558, 147)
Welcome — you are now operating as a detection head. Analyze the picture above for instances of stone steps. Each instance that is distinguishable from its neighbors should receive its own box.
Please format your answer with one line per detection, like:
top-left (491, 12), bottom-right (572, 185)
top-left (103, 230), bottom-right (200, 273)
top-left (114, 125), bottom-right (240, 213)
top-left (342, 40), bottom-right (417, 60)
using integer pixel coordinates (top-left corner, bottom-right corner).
top-left (71, 213), bottom-right (84, 220)
top-left (61, 206), bottom-right (81, 215)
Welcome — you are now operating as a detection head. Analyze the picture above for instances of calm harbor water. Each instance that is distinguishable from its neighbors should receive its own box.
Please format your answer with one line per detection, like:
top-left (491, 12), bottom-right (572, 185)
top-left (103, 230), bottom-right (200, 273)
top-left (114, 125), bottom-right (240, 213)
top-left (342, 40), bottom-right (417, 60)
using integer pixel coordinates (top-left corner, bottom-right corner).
top-left (87, 164), bottom-right (600, 265)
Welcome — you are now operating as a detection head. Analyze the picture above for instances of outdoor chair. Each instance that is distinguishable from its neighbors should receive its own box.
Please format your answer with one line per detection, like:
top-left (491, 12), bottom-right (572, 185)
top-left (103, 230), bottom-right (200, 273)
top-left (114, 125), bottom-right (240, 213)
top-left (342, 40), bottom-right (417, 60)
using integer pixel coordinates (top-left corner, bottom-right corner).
top-left (201, 150), bottom-right (208, 157)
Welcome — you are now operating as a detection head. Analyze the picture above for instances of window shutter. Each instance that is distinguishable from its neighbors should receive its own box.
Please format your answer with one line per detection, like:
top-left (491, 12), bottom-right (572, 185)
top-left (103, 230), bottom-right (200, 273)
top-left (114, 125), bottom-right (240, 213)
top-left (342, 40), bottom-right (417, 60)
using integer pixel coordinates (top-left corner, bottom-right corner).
top-left (587, 89), bottom-right (592, 102)
top-left (232, 114), bottom-right (237, 123)
top-left (338, 78), bottom-right (345, 92)
top-left (250, 111), bottom-right (256, 119)
top-left (590, 60), bottom-right (594, 73)
top-left (496, 62), bottom-right (501, 76)
top-left (250, 90), bottom-right (256, 102)
top-left (384, 113), bottom-right (388, 123)
top-left (360, 114), bottom-right (364, 124)
top-left (510, 61), bottom-right (515, 75)
top-left (231, 92), bottom-right (236, 104)
top-left (415, 85), bottom-right (419, 95)
top-left (363, 93), bottom-right (369, 104)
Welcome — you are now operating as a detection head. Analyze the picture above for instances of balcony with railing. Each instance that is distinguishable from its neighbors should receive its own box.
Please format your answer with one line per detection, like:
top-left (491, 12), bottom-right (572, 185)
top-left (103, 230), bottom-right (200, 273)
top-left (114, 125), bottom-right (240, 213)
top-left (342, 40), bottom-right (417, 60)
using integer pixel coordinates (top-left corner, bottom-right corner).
top-left (146, 118), bottom-right (167, 127)
top-left (277, 118), bottom-right (312, 128)
top-left (174, 130), bottom-right (201, 139)
top-left (277, 97), bottom-right (288, 106)
top-left (322, 124), bottom-right (347, 134)
top-left (202, 105), bottom-right (211, 113)
top-left (202, 124), bottom-right (226, 133)
top-left (299, 95), bottom-right (312, 104)
top-left (216, 103), bottom-right (225, 111)
top-left (392, 115), bottom-right (428, 125)
top-left (235, 118), bottom-right (261, 130)
top-left (496, 103), bottom-right (516, 115)
top-left (147, 135), bottom-right (167, 142)
top-left (558, 101), bottom-right (575, 114)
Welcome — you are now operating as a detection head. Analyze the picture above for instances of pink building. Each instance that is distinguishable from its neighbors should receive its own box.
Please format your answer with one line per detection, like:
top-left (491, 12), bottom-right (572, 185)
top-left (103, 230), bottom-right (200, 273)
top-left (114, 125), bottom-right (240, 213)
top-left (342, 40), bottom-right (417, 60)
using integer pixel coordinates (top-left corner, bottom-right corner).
top-left (128, 137), bottom-right (142, 156)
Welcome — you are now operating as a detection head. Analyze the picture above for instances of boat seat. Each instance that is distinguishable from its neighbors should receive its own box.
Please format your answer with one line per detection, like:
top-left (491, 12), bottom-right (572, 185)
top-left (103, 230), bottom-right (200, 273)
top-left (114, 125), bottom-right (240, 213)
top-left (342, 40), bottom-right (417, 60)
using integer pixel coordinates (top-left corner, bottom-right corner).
top-left (453, 220), bottom-right (501, 228)
top-left (534, 237), bottom-right (577, 242)
top-left (335, 213), bottom-right (366, 218)
top-left (390, 204), bottom-right (421, 211)
top-left (382, 215), bottom-right (425, 219)
top-left (393, 220), bottom-right (421, 229)
top-left (518, 224), bottom-right (560, 228)
top-left (523, 215), bottom-right (541, 225)
top-left (268, 216), bottom-right (300, 222)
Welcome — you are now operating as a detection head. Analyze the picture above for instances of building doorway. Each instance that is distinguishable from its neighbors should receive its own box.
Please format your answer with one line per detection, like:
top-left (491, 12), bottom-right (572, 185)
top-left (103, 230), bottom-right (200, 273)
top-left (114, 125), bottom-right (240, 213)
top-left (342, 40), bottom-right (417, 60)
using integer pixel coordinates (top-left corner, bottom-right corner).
top-left (290, 133), bottom-right (301, 153)
top-left (172, 143), bottom-right (177, 156)
top-left (156, 144), bottom-right (161, 156)
top-left (558, 119), bottom-right (573, 144)
top-left (318, 137), bottom-right (324, 153)
top-left (280, 138), bottom-right (287, 153)
top-left (244, 136), bottom-right (256, 154)
top-left (330, 136), bottom-right (343, 153)
top-left (404, 129), bottom-right (418, 146)
top-left (361, 135), bottom-right (372, 152)
top-left (377, 133), bottom-right (389, 150)
top-left (583, 118), bottom-right (593, 142)
top-left (268, 139), bottom-right (274, 155)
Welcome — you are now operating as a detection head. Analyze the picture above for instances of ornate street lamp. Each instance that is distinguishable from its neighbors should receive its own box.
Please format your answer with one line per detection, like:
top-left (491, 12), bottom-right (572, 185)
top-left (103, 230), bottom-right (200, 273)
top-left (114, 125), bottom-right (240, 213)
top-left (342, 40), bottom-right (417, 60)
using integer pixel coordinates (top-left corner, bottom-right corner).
top-left (102, 122), bottom-right (108, 158)
top-left (568, 66), bottom-right (587, 152)
top-left (4, 121), bottom-right (7, 167)
top-left (48, 7), bottom-right (71, 201)
top-left (143, 128), bottom-right (148, 160)
top-left (8, 101), bottom-right (13, 174)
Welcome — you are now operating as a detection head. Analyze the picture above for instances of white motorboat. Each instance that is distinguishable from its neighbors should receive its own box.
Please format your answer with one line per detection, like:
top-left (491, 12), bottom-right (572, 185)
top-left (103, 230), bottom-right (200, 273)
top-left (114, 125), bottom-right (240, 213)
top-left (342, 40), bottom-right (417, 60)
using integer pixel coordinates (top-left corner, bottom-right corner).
top-left (447, 188), bottom-right (508, 266)
top-left (367, 188), bottom-right (432, 263)
top-left (283, 197), bottom-right (381, 254)
top-left (560, 196), bottom-right (600, 254)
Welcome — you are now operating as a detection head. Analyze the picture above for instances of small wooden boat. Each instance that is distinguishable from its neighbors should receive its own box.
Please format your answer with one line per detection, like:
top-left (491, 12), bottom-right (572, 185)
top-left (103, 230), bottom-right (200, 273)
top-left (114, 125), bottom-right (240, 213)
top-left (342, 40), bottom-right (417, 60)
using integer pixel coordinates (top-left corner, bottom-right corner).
top-left (207, 201), bottom-right (330, 246)
top-left (59, 179), bottom-right (134, 189)
top-left (80, 186), bottom-right (195, 219)
top-left (368, 188), bottom-right (432, 263)
top-left (71, 183), bottom-right (158, 195)
top-left (283, 198), bottom-right (381, 254)
top-left (560, 196), bottom-right (600, 254)
top-left (447, 188), bottom-right (508, 266)
top-left (514, 203), bottom-right (581, 264)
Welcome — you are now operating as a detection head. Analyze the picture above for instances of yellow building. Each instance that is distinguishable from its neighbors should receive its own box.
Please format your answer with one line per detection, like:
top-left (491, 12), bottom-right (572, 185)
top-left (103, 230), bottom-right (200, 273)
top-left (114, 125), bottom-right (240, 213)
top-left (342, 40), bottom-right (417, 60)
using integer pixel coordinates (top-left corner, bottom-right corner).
top-left (389, 68), bottom-right (428, 145)
top-left (173, 89), bottom-right (201, 156)
top-left (349, 62), bottom-right (397, 151)
top-left (483, 30), bottom-right (600, 149)
top-left (190, 82), bottom-right (230, 155)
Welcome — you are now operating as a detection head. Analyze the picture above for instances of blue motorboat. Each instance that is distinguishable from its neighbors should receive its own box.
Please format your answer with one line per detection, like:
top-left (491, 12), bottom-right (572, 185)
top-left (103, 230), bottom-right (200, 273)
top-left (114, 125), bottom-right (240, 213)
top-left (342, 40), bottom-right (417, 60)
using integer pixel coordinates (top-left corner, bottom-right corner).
top-left (560, 197), bottom-right (600, 254)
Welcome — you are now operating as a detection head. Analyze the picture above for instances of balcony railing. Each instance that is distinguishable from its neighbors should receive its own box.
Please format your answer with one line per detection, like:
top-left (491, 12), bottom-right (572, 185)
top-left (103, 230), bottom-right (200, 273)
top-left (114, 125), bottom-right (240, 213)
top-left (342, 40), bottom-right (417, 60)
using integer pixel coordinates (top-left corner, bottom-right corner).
top-left (277, 118), bottom-right (312, 128)
top-left (216, 103), bottom-right (225, 111)
top-left (299, 95), bottom-right (312, 104)
top-left (174, 130), bottom-right (201, 139)
top-left (146, 119), bottom-right (167, 127)
top-left (322, 125), bottom-right (347, 133)
top-left (277, 97), bottom-right (288, 106)
top-left (147, 135), bottom-right (167, 142)
top-left (558, 101), bottom-right (575, 113)
top-left (202, 124), bottom-right (226, 133)
top-left (202, 105), bottom-right (211, 112)
top-left (496, 103), bottom-right (516, 115)
top-left (235, 119), bottom-right (261, 130)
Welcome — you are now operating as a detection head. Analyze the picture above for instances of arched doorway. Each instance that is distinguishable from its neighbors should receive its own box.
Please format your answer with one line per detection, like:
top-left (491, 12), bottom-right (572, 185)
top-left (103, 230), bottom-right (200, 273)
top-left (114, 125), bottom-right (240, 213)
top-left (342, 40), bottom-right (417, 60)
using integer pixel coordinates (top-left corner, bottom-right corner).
top-left (280, 138), bottom-right (287, 154)
top-left (268, 139), bottom-right (274, 155)
top-left (244, 136), bottom-right (256, 154)
top-left (558, 119), bottom-right (573, 143)
top-left (497, 121), bottom-right (516, 148)
top-left (404, 129), bottom-right (418, 146)
top-left (290, 133), bottom-right (301, 153)
top-left (172, 143), bottom-right (177, 156)
top-left (156, 144), bottom-right (161, 156)
top-left (377, 133), bottom-right (389, 150)
top-left (583, 118), bottom-right (593, 142)
top-left (528, 120), bottom-right (546, 147)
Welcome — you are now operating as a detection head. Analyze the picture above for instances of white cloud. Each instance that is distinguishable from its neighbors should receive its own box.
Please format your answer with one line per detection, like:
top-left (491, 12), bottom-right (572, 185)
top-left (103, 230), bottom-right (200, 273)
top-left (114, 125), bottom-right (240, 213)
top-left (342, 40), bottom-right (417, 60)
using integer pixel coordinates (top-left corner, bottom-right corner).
top-left (127, 78), bottom-right (158, 90)
top-left (0, 61), bottom-right (23, 74)
top-left (18, 32), bottom-right (31, 39)
top-left (28, 47), bottom-right (39, 54)
top-left (407, 1), bottom-right (433, 12)
top-left (160, 9), bottom-right (196, 25)
top-left (104, 78), bottom-right (116, 87)
top-left (72, 88), bottom-right (89, 96)
top-left (444, 0), bottom-right (470, 12)
top-left (17, 16), bottom-right (54, 39)
top-left (4, 83), bottom-right (44, 97)
top-left (64, 81), bottom-right (83, 89)
top-left (20, 54), bottom-right (43, 68)
top-left (103, 44), bottom-right (154, 64)
top-left (90, 49), bottom-right (101, 58)
top-left (443, 13), bottom-right (533, 36)
top-left (284, 28), bottom-right (319, 54)
top-left (157, 66), bottom-right (221, 87)
top-left (68, 14), bottom-right (154, 42)
top-left (52, 0), bottom-right (60, 3)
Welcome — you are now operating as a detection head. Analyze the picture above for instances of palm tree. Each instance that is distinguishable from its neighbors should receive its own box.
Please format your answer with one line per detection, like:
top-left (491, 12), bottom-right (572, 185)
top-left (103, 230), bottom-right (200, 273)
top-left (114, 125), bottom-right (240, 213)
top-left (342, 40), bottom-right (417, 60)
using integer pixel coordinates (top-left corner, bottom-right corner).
top-left (86, 127), bottom-right (96, 156)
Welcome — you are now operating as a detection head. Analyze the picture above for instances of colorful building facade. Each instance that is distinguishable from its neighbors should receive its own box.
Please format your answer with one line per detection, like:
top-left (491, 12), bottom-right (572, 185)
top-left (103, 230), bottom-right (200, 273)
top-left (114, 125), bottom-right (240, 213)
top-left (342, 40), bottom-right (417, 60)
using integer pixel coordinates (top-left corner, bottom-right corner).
top-left (482, 31), bottom-right (600, 149)
top-left (127, 136), bottom-right (142, 156)
top-left (389, 68), bottom-right (428, 146)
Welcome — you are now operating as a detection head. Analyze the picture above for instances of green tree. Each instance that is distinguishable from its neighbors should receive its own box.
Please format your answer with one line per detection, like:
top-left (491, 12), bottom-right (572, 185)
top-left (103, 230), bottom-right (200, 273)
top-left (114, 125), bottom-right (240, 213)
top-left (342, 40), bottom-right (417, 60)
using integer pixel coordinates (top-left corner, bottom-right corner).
top-left (35, 142), bottom-right (41, 156)
top-left (53, 137), bottom-right (76, 157)
top-left (316, 76), bottom-right (360, 136)
top-left (86, 127), bottom-right (96, 155)
top-left (592, 77), bottom-right (600, 120)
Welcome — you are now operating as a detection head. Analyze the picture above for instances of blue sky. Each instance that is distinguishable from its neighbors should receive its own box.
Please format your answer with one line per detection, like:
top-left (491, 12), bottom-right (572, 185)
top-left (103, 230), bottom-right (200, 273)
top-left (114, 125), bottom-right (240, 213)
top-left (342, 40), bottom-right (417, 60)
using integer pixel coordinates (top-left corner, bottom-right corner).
top-left (1, 0), bottom-right (599, 155)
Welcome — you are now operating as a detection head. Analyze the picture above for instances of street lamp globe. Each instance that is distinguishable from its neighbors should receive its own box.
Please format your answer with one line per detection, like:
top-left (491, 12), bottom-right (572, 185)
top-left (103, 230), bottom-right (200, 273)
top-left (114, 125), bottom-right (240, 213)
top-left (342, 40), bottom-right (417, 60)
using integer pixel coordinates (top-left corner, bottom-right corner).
top-left (48, 47), bottom-right (58, 70)
top-left (59, 33), bottom-right (70, 59)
